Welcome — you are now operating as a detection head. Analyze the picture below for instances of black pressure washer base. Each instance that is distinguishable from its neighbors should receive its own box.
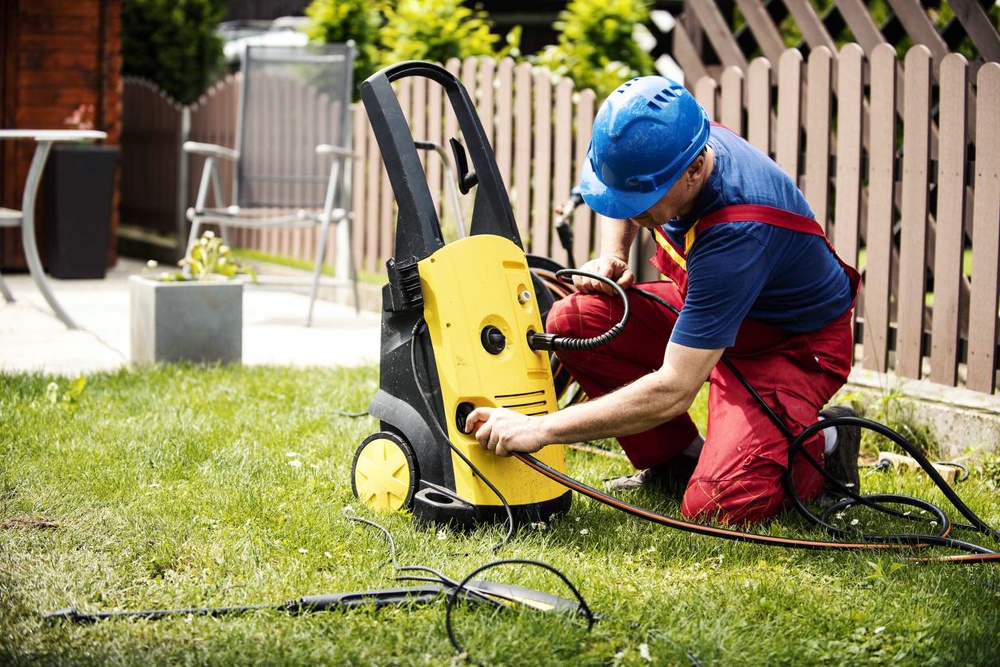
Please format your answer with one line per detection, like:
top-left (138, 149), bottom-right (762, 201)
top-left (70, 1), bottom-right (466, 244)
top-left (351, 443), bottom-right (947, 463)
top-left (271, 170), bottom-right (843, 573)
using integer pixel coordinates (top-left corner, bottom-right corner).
top-left (412, 485), bottom-right (572, 531)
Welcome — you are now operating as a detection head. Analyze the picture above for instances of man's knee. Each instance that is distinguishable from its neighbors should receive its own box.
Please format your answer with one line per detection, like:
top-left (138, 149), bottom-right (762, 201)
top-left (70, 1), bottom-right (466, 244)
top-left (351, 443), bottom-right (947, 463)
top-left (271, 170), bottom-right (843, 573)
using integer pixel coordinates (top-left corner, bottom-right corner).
top-left (681, 476), bottom-right (785, 525)
top-left (546, 292), bottom-right (611, 338)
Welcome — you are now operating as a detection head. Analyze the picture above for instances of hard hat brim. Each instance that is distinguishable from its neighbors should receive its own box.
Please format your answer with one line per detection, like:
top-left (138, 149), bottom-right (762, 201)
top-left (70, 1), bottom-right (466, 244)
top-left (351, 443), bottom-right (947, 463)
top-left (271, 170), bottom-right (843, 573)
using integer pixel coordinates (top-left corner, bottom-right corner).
top-left (579, 158), bottom-right (676, 220)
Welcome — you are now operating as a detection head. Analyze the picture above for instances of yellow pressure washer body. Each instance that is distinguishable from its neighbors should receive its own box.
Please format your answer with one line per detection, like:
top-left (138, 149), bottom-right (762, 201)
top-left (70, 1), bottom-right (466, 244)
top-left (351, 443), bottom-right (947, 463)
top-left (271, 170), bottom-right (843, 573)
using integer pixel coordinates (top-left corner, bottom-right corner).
top-left (352, 61), bottom-right (571, 528)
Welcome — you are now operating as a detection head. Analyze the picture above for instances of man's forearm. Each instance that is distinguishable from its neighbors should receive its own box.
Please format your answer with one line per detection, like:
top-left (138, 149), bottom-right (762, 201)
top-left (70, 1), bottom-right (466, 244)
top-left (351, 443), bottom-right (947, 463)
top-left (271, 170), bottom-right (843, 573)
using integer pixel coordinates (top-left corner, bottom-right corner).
top-left (599, 218), bottom-right (637, 261)
top-left (536, 343), bottom-right (723, 447)
top-left (537, 368), bottom-right (693, 445)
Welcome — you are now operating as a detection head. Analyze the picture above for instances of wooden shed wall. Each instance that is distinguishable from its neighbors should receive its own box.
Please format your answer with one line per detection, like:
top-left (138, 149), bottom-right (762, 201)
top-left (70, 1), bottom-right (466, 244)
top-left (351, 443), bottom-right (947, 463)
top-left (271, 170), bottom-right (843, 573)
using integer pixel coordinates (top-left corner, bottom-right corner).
top-left (0, 0), bottom-right (121, 270)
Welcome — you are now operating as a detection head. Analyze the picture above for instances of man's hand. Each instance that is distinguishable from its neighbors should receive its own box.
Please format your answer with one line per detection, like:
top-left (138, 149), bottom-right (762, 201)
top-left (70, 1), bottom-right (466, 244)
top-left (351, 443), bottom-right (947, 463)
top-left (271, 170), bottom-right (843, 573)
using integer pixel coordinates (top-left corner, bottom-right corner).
top-left (464, 407), bottom-right (547, 457)
top-left (574, 255), bottom-right (634, 294)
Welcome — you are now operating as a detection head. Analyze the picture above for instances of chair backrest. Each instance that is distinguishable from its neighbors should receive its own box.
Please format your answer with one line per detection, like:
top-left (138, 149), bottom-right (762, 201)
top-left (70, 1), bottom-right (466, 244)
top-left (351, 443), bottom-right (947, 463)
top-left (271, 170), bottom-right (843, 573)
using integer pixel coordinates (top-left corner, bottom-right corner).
top-left (236, 43), bottom-right (355, 209)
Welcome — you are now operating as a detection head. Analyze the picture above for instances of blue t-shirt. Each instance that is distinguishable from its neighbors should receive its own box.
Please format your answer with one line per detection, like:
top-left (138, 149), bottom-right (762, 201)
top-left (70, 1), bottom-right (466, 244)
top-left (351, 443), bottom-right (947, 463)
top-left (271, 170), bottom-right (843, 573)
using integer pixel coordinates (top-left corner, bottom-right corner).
top-left (661, 126), bottom-right (853, 350)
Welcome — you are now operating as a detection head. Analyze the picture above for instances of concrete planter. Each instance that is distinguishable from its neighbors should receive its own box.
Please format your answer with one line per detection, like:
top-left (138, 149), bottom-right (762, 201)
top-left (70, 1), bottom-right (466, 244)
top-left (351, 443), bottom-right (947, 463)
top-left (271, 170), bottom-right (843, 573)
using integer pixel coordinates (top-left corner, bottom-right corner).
top-left (129, 275), bottom-right (243, 364)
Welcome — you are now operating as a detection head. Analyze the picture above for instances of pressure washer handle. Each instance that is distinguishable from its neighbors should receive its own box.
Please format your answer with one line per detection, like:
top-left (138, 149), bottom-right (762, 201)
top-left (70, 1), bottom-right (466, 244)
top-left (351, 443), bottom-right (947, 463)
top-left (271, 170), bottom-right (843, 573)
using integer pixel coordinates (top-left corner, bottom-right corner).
top-left (553, 191), bottom-right (583, 269)
top-left (554, 191), bottom-right (583, 228)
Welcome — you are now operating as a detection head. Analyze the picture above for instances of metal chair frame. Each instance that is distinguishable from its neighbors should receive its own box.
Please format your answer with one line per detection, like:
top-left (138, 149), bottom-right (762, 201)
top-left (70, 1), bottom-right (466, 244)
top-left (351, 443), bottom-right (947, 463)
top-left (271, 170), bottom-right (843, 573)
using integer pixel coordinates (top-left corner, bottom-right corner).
top-left (184, 43), bottom-right (358, 326)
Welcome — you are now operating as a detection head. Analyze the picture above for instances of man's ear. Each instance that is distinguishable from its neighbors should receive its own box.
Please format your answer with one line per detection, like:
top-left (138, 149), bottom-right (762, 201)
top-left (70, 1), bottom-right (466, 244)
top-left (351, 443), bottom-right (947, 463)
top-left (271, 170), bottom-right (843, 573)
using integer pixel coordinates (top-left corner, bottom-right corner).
top-left (683, 155), bottom-right (704, 183)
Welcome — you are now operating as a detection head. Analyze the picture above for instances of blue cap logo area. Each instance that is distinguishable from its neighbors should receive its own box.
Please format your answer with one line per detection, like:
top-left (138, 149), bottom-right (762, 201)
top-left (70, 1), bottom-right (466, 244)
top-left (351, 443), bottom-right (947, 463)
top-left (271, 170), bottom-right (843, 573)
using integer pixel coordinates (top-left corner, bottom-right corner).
top-left (580, 77), bottom-right (711, 220)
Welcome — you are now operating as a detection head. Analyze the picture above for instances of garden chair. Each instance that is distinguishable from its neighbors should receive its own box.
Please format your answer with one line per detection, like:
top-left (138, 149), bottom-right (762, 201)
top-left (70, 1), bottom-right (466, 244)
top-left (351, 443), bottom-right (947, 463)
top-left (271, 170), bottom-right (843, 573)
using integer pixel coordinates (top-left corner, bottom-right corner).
top-left (183, 43), bottom-right (357, 326)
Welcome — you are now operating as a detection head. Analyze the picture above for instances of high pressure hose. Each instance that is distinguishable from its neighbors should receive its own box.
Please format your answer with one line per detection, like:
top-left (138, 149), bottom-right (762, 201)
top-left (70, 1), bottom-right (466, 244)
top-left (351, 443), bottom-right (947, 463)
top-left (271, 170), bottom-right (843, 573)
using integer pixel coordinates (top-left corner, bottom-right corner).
top-left (527, 269), bottom-right (629, 352)
top-left (602, 285), bottom-right (1000, 561)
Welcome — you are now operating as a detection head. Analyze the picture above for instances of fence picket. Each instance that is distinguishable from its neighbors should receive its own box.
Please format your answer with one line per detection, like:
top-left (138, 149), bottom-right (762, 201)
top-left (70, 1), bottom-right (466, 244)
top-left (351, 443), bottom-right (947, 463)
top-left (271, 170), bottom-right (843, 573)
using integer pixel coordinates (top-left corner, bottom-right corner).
top-left (863, 44), bottom-right (899, 375)
top-left (572, 89), bottom-right (596, 267)
top-left (805, 47), bottom-right (833, 233)
top-left (351, 102), bottom-right (367, 275)
top-left (552, 78), bottom-right (574, 268)
top-left (967, 63), bottom-right (1000, 392)
top-left (746, 58), bottom-right (772, 155)
top-left (513, 62), bottom-right (534, 244)
top-left (494, 58), bottom-right (514, 193)
top-left (930, 54), bottom-right (970, 386)
top-left (897, 46), bottom-right (934, 380)
top-left (775, 49), bottom-right (803, 184)
top-left (833, 44), bottom-right (865, 268)
top-left (532, 67), bottom-right (553, 256)
top-left (720, 67), bottom-right (744, 135)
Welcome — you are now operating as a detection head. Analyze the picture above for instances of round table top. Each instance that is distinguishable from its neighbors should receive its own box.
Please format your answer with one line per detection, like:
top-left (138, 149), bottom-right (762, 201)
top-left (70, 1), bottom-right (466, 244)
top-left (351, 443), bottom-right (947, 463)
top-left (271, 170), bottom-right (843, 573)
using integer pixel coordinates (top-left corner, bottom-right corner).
top-left (0, 129), bottom-right (107, 142)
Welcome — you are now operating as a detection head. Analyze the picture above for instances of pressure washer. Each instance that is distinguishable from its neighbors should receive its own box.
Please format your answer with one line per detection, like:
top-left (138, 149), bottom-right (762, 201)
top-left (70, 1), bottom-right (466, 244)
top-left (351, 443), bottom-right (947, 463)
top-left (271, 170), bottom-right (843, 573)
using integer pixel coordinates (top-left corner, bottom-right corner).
top-left (350, 60), bottom-right (591, 529)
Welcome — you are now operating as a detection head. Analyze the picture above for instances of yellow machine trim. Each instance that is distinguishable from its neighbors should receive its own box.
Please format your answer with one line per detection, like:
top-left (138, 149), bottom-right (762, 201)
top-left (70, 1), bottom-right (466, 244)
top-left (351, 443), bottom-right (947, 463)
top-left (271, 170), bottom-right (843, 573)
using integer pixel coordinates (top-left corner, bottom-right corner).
top-left (354, 437), bottom-right (413, 512)
top-left (417, 235), bottom-right (569, 507)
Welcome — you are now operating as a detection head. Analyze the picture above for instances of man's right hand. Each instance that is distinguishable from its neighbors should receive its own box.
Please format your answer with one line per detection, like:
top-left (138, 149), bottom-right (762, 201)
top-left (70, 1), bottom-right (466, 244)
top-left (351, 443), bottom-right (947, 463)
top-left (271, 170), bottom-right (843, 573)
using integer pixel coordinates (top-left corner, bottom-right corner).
top-left (573, 255), bottom-right (634, 294)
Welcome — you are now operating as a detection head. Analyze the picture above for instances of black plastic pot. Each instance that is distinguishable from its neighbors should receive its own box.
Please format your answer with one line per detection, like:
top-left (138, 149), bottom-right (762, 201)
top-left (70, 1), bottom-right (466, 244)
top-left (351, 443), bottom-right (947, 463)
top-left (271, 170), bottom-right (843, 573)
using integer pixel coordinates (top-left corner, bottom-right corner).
top-left (44, 144), bottom-right (117, 279)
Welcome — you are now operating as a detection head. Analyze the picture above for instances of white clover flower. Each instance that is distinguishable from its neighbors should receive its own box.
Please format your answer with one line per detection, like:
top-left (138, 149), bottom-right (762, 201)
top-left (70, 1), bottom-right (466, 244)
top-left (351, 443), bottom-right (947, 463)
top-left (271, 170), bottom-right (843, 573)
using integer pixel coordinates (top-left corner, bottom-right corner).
top-left (288, 459), bottom-right (302, 468)
top-left (298, 548), bottom-right (308, 554)
top-left (639, 643), bottom-right (652, 661)
top-left (580, 528), bottom-right (589, 536)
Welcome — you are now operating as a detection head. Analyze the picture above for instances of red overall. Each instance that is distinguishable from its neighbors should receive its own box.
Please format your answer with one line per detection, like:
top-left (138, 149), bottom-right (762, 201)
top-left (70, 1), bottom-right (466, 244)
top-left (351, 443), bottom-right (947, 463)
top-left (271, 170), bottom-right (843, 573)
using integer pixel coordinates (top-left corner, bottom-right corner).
top-left (546, 205), bottom-right (861, 524)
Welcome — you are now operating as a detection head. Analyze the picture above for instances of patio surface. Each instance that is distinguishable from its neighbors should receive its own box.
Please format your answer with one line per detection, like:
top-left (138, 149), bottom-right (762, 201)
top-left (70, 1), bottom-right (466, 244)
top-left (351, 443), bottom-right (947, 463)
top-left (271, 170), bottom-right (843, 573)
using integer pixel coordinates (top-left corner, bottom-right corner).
top-left (0, 258), bottom-right (381, 376)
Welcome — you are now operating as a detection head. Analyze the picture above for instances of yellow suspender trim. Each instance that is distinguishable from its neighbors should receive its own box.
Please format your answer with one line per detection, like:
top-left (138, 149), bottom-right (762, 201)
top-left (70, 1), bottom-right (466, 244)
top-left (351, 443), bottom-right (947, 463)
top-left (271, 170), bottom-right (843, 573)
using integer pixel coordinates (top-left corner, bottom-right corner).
top-left (653, 225), bottom-right (700, 272)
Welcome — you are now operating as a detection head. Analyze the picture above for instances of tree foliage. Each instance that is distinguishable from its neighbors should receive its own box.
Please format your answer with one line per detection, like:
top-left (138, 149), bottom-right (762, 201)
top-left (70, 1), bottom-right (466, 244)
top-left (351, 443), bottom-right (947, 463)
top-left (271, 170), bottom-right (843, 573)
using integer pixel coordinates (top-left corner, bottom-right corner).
top-left (304, 0), bottom-right (385, 92)
top-left (378, 0), bottom-right (517, 66)
top-left (121, 0), bottom-right (226, 104)
top-left (304, 0), bottom-right (519, 88)
top-left (532, 0), bottom-right (655, 103)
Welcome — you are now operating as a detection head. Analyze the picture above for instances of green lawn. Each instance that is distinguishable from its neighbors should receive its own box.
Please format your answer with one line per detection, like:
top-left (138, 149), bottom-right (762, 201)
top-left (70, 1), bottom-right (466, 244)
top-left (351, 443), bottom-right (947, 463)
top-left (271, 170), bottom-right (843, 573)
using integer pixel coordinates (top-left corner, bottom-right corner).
top-left (2, 365), bottom-right (999, 667)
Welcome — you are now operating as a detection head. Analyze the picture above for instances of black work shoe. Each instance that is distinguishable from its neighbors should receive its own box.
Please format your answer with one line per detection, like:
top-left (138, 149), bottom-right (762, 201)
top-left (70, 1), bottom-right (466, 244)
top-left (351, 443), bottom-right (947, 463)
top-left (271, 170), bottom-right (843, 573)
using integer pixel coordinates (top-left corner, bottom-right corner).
top-left (819, 405), bottom-right (861, 497)
top-left (604, 455), bottom-right (698, 495)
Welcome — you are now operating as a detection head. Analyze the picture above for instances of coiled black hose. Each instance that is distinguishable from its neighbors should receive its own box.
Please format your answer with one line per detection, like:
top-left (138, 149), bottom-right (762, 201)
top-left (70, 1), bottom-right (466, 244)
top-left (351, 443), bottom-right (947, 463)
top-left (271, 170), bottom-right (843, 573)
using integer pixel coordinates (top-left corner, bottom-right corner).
top-left (527, 269), bottom-right (630, 351)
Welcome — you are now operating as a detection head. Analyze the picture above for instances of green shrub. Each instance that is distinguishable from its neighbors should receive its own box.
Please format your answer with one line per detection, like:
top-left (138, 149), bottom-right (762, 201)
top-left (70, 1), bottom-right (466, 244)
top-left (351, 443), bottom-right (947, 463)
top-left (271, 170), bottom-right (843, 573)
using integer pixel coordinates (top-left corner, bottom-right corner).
top-left (121, 0), bottom-right (226, 104)
top-left (532, 0), bottom-right (655, 102)
top-left (378, 0), bottom-right (518, 66)
top-left (304, 0), bottom-right (385, 94)
top-left (305, 0), bottom-right (519, 96)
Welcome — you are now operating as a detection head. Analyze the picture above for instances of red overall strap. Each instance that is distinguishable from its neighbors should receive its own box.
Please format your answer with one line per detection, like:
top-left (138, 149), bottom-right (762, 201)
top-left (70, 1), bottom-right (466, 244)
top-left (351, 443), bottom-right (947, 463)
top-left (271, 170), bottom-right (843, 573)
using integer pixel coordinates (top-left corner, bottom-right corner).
top-left (651, 204), bottom-right (861, 300)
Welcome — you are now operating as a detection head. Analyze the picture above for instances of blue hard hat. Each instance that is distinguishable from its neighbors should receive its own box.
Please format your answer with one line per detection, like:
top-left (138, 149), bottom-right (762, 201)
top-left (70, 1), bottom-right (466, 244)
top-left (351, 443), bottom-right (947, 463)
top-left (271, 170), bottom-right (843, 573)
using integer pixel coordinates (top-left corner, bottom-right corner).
top-left (580, 77), bottom-right (711, 220)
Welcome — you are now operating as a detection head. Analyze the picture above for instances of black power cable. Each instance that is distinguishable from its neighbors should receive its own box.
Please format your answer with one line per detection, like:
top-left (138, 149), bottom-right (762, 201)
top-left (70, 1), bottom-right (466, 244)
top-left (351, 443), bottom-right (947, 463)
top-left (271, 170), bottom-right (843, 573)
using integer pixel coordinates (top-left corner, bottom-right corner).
top-left (409, 319), bottom-right (516, 552)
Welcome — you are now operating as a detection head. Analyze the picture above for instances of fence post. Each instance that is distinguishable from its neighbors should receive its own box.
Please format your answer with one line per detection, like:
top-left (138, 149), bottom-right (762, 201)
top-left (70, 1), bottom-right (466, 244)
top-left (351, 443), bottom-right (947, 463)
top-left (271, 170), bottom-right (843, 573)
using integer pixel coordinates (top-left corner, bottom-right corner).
top-left (176, 106), bottom-right (191, 259)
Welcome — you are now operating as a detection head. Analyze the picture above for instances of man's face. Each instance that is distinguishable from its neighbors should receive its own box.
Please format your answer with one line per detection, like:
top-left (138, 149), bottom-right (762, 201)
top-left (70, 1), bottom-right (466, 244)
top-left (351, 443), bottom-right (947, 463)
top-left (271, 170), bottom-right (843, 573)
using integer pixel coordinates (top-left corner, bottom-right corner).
top-left (627, 179), bottom-right (689, 229)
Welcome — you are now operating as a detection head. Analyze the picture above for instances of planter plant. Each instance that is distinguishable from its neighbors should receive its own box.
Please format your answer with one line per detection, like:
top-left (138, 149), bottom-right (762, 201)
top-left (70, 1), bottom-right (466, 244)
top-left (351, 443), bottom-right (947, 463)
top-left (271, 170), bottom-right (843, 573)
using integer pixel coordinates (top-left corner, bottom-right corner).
top-left (130, 231), bottom-right (255, 364)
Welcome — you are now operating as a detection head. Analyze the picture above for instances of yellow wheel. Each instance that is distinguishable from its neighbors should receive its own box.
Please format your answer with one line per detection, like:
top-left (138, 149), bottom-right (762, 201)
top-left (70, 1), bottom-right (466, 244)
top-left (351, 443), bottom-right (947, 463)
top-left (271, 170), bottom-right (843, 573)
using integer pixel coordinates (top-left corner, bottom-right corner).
top-left (351, 431), bottom-right (418, 513)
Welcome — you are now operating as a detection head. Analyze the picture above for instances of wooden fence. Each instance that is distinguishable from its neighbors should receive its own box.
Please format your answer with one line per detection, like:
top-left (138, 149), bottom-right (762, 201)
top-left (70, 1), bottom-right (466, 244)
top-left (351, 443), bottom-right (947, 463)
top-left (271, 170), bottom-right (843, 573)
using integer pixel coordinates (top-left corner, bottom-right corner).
top-left (119, 45), bottom-right (1000, 395)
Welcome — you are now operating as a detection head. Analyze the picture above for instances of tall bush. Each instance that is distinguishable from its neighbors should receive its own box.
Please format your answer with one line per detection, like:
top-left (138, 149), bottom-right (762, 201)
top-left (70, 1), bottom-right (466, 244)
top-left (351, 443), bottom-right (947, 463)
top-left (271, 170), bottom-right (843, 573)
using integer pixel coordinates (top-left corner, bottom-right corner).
top-left (304, 0), bottom-right (385, 93)
top-left (121, 0), bottom-right (226, 104)
top-left (378, 0), bottom-right (518, 66)
top-left (532, 0), bottom-right (655, 102)
top-left (305, 0), bottom-right (519, 90)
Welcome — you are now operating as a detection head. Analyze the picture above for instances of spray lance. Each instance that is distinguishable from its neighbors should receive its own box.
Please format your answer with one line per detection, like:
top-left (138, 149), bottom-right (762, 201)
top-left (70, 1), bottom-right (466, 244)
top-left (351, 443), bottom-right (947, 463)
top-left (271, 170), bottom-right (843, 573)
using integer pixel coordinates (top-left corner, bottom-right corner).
top-left (553, 187), bottom-right (584, 268)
